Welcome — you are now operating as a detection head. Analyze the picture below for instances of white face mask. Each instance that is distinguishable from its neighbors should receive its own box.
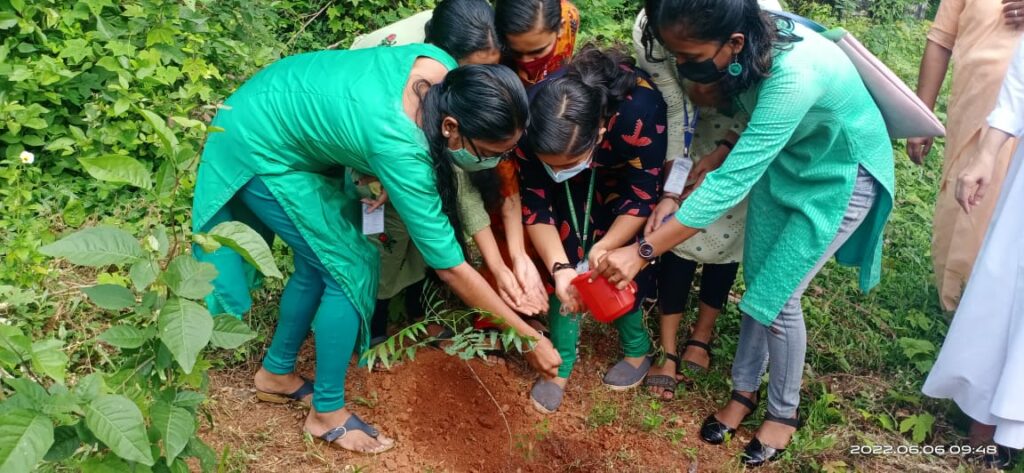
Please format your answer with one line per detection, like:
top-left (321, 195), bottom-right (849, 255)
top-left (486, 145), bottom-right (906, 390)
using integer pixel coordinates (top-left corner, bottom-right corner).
top-left (542, 156), bottom-right (592, 183)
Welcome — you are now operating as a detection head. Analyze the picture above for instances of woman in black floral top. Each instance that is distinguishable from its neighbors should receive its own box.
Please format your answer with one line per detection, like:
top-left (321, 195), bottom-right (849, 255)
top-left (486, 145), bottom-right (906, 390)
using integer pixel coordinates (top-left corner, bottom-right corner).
top-left (519, 45), bottom-right (666, 413)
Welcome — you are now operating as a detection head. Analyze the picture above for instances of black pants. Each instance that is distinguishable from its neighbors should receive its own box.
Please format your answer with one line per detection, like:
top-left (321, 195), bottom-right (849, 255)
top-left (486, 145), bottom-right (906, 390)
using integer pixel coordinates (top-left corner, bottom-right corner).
top-left (657, 252), bottom-right (739, 314)
top-left (369, 279), bottom-right (426, 345)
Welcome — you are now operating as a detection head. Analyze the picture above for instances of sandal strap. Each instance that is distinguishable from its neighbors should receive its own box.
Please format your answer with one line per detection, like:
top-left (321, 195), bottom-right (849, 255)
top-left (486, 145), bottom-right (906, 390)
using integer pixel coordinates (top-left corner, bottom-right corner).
top-left (289, 377), bottom-right (315, 400)
top-left (321, 414), bottom-right (380, 443)
top-left (683, 339), bottom-right (712, 353)
top-left (663, 352), bottom-right (682, 367)
top-left (730, 390), bottom-right (759, 412)
top-left (764, 411), bottom-right (801, 428)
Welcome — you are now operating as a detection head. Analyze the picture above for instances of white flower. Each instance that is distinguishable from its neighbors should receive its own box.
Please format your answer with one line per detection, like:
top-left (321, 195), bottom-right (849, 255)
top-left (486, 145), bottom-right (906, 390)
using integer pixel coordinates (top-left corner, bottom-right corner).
top-left (19, 150), bottom-right (34, 164)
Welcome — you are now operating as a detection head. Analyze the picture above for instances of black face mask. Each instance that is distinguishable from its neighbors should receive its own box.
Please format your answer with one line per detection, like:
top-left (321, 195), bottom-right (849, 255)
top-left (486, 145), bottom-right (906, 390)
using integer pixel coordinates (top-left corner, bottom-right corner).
top-left (675, 42), bottom-right (728, 84)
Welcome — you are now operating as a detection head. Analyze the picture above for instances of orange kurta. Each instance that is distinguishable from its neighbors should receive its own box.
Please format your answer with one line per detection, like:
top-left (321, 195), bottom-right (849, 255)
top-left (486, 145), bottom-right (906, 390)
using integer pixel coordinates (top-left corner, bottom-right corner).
top-left (930, 0), bottom-right (1022, 310)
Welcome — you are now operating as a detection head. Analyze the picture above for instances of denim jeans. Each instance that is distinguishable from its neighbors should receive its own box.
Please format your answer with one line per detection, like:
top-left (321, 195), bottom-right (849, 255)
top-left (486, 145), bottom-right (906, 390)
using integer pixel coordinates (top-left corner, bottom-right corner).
top-left (731, 166), bottom-right (878, 418)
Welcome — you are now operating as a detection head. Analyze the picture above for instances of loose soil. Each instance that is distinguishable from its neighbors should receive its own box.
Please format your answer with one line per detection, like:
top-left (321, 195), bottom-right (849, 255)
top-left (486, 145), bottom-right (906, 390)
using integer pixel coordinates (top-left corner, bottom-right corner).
top-left (202, 323), bottom-right (784, 473)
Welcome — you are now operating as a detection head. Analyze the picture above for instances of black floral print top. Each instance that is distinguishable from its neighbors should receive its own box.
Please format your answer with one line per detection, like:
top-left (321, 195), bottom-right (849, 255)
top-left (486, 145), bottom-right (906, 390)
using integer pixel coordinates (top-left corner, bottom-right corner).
top-left (520, 68), bottom-right (667, 266)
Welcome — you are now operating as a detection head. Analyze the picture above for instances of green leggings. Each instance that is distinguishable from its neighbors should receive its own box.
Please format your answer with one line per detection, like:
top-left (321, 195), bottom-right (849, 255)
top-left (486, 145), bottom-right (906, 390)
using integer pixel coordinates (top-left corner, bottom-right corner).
top-left (208, 177), bottom-right (359, 413)
top-left (548, 295), bottom-right (651, 379)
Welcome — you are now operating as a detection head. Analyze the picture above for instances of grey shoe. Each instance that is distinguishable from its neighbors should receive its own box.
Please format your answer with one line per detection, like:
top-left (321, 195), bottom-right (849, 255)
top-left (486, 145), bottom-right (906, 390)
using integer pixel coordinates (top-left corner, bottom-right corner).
top-left (602, 356), bottom-right (652, 391)
top-left (530, 379), bottom-right (564, 414)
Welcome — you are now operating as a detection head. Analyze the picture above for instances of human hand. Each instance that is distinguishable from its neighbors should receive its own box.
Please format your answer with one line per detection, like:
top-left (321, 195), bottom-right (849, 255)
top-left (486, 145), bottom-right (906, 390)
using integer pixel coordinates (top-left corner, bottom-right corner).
top-left (645, 198), bottom-right (680, 236)
top-left (905, 137), bottom-right (934, 165)
top-left (524, 334), bottom-right (561, 378)
top-left (512, 255), bottom-right (549, 313)
top-left (493, 265), bottom-right (530, 312)
top-left (587, 242), bottom-right (610, 274)
top-left (682, 149), bottom-right (727, 199)
top-left (361, 188), bottom-right (389, 212)
top-left (955, 155), bottom-right (996, 213)
top-left (594, 244), bottom-right (646, 290)
top-left (553, 268), bottom-right (583, 314)
top-left (1004, 0), bottom-right (1024, 28)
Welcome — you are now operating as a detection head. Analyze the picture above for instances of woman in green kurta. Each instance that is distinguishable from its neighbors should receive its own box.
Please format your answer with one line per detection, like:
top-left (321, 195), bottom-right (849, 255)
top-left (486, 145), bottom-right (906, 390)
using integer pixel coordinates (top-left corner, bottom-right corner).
top-left (192, 46), bottom-right (561, 453)
top-left (599, 0), bottom-right (894, 466)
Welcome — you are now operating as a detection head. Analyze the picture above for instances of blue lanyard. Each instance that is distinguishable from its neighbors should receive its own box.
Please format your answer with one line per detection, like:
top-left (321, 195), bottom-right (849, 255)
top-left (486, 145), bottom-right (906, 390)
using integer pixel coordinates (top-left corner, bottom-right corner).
top-left (683, 100), bottom-right (699, 159)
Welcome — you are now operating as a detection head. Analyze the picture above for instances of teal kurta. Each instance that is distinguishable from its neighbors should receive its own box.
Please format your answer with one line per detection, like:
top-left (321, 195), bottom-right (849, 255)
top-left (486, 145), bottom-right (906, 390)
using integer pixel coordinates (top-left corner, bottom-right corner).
top-left (192, 45), bottom-right (464, 348)
top-left (675, 24), bottom-right (895, 326)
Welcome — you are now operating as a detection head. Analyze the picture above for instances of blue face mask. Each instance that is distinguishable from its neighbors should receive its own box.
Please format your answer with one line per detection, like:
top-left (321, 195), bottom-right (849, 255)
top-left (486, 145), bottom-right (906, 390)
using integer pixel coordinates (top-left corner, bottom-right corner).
top-left (542, 156), bottom-right (592, 183)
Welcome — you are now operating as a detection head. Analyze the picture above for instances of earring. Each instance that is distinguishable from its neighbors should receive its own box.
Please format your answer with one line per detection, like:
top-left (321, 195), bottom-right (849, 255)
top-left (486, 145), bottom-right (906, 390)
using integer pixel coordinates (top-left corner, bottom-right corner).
top-left (443, 132), bottom-right (450, 137)
top-left (727, 55), bottom-right (743, 77)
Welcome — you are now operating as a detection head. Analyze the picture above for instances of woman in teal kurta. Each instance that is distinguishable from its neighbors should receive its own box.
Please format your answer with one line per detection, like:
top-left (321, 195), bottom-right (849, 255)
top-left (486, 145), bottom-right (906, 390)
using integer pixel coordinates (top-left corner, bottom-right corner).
top-left (599, 0), bottom-right (894, 466)
top-left (192, 45), bottom-right (561, 453)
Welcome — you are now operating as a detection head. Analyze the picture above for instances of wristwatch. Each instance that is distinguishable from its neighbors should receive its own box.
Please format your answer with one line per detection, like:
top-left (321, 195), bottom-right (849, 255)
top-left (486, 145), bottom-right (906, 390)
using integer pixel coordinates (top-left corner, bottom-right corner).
top-left (637, 238), bottom-right (657, 264)
top-left (551, 261), bottom-right (575, 275)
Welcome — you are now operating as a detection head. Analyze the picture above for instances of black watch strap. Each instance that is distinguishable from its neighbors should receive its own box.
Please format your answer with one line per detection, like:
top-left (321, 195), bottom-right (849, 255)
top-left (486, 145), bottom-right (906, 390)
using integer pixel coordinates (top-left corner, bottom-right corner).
top-left (715, 139), bottom-right (735, 151)
top-left (551, 261), bottom-right (574, 275)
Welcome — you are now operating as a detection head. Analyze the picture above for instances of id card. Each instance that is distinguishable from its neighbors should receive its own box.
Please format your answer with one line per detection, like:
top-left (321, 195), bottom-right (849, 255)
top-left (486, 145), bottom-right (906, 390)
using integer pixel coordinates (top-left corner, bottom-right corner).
top-left (663, 157), bottom-right (693, 195)
top-left (362, 203), bottom-right (385, 235)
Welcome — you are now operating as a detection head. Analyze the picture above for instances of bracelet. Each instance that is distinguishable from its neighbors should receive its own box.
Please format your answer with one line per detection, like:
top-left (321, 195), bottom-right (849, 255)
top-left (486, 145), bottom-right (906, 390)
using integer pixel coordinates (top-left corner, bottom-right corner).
top-left (661, 192), bottom-right (682, 204)
top-left (551, 261), bottom-right (574, 275)
top-left (715, 139), bottom-right (735, 151)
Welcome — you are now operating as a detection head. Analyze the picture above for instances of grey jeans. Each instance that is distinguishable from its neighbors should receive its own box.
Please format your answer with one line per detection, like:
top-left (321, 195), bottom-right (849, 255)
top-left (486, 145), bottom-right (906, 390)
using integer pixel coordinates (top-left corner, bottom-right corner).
top-left (732, 166), bottom-right (878, 418)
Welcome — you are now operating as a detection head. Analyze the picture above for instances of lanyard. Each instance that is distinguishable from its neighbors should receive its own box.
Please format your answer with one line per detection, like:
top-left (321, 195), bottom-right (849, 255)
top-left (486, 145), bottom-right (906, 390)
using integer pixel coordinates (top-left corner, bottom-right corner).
top-left (564, 170), bottom-right (598, 257)
top-left (682, 100), bottom-right (700, 159)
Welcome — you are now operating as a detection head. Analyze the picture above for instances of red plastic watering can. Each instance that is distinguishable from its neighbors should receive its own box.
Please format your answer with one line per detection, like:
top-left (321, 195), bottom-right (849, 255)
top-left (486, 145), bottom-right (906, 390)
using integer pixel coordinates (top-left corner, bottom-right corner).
top-left (570, 271), bottom-right (637, 323)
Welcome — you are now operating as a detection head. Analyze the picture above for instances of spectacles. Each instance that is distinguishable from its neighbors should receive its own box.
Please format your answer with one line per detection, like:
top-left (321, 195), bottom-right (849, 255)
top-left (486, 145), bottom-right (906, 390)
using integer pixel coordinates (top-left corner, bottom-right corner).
top-left (464, 137), bottom-right (516, 162)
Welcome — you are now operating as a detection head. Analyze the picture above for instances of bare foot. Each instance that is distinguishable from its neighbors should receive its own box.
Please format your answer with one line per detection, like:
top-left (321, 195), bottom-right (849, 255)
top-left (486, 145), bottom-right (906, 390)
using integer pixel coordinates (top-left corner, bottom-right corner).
top-left (305, 407), bottom-right (395, 454)
top-left (713, 390), bottom-right (757, 428)
top-left (647, 356), bottom-right (682, 400)
top-left (254, 367), bottom-right (312, 403)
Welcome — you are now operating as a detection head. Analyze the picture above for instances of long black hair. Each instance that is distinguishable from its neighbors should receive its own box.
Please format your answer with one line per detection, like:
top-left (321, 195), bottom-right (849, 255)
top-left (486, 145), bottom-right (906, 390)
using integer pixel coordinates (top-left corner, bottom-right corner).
top-left (495, 0), bottom-right (561, 38)
top-left (425, 0), bottom-right (500, 62)
top-left (527, 44), bottom-right (639, 157)
top-left (641, 0), bottom-right (799, 97)
top-left (419, 64), bottom-right (529, 253)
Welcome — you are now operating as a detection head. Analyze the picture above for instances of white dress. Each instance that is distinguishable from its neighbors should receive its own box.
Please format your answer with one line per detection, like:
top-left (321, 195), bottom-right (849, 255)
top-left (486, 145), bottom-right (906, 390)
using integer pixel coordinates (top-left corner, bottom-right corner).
top-left (922, 39), bottom-right (1024, 449)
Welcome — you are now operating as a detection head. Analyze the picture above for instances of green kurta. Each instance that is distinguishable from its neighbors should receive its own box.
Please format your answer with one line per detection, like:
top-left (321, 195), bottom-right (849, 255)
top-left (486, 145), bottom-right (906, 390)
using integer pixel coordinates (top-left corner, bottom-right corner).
top-left (192, 45), bottom-right (464, 348)
top-left (675, 24), bottom-right (895, 326)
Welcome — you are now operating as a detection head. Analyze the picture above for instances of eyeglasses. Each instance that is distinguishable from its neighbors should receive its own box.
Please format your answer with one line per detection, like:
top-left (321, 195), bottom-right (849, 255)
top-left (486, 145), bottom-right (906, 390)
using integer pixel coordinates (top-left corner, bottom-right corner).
top-left (464, 137), bottom-right (516, 162)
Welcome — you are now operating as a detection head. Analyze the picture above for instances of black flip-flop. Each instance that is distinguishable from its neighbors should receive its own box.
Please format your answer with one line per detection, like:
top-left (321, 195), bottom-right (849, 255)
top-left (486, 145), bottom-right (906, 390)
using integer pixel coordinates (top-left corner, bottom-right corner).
top-left (255, 377), bottom-right (314, 406)
top-left (312, 413), bottom-right (394, 455)
top-left (427, 325), bottom-right (456, 349)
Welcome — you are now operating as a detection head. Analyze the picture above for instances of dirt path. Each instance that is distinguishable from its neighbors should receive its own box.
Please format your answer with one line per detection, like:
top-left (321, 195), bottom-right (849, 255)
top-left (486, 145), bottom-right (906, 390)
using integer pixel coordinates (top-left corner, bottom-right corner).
top-left (201, 324), bottom-right (786, 472)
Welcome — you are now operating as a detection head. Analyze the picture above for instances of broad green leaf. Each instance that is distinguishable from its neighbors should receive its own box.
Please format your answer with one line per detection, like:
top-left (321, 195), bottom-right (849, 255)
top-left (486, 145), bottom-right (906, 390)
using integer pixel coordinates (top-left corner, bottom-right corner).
top-left (39, 226), bottom-right (145, 267)
top-left (208, 222), bottom-right (282, 278)
top-left (153, 160), bottom-right (177, 199)
top-left (130, 259), bottom-right (159, 291)
top-left (172, 391), bottom-right (205, 408)
top-left (82, 284), bottom-right (135, 310)
top-left (140, 110), bottom-right (179, 153)
top-left (162, 256), bottom-right (217, 300)
top-left (0, 12), bottom-right (18, 30)
top-left (192, 234), bottom-right (221, 253)
top-left (210, 315), bottom-right (256, 349)
top-left (150, 401), bottom-right (194, 464)
top-left (74, 373), bottom-right (106, 403)
top-left (0, 410), bottom-right (53, 473)
top-left (98, 325), bottom-right (152, 349)
top-left (3, 378), bottom-right (50, 410)
top-left (30, 339), bottom-right (67, 384)
top-left (78, 154), bottom-right (152, 189)
top-left (44, 425), bottom-right (80, 462)
top-left (0, 325), bottom-right (31, 368)
top-left (158, 298), bottom-right (213, 373)
top-left (84, 395), bottom-right (154, 466)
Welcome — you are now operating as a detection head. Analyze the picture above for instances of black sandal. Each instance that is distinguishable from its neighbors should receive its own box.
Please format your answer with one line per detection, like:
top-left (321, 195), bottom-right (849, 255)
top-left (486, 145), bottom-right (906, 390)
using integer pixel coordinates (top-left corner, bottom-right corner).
top-left (312, 413), bottom-right (395, 455)
top-left (255, 376), bottom-right (314, 406)
top-left (644, 353), bottom-right (682, 398)
top-left (699, 389), bottom-right (760, 445)
top-left (478, 328), bottom-right (507, 365)
top-left (681, 339), bottom-right (712, 372)
top-left (741, 412), bottom-right (801, 467)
